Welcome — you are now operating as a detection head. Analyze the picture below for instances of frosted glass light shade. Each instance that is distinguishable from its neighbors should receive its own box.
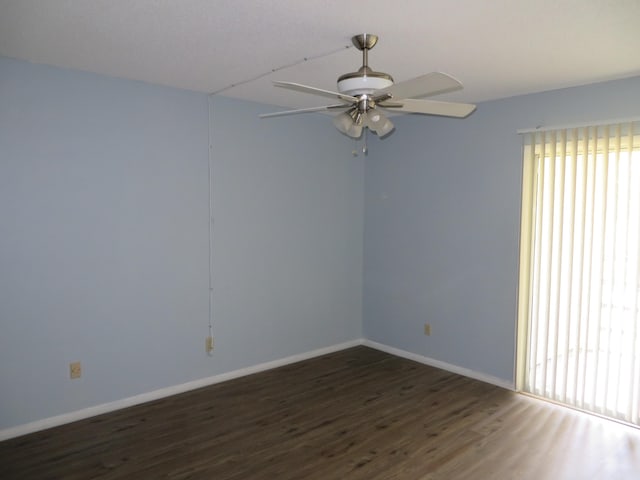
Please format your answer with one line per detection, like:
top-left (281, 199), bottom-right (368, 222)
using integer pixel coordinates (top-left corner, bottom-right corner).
top-left (346, 122), bottom-right (363, 138)
top-left (366, 110), bottom-right (394, 136)
top-left (333, 112), bottom-right (354, 135)
top-left (333, 112), bottom-right (363, 138)
top-left (376, 118), bottom-right (394, 136)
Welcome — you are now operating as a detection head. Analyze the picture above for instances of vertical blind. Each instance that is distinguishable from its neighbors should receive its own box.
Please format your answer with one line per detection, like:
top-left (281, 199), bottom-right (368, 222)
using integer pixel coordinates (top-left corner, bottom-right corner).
top-left (518, 121), bottom-right (640, 425)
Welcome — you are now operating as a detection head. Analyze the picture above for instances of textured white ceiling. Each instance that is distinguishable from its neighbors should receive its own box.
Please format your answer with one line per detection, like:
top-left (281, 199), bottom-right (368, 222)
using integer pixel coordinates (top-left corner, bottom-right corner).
top-left (1, 0), bottom-right (639, 110)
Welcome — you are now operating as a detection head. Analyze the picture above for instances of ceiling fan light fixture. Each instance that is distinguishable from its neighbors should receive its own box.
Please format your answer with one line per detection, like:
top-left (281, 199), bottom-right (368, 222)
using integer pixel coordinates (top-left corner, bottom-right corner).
top-left (346, 121), bottom-right (363, 138)
top-left (365, 109), bottom-right (394, 136)
top-left (333, 111), bottom-right (354, 135)
top-left (333, 111), bottom-right (363, 138)
top-left (368, 111), bottom-right (382, 124)
top-left (376, 117), bottom-right (394, 137)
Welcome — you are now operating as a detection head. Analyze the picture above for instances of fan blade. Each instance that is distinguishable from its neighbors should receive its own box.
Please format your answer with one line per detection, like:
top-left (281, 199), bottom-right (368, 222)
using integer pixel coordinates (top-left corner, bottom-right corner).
top-left (375, 72), bottom-right (463, 100)
top-left (273, 81), bottom-right (357, 103)
top-left (380, 98), bottom-right (476, 118)
top-left (259, 104), bottom-right (350, 119)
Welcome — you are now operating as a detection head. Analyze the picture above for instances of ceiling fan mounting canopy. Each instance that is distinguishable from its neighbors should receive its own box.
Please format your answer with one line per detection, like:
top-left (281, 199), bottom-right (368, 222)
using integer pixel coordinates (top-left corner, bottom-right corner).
top-left (352, 33), bottom-right (379, 51)
top-left (260, 34), bottom-right (477, 139)
top-left (337, 34), bottom-right (394, 95)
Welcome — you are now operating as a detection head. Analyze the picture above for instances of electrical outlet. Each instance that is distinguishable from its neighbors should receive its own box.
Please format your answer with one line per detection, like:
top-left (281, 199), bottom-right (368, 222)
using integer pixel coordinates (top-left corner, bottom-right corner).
top-left (205, 336), bottom-right (214, 353)
top-left (424, 323), bottom-right (432, 336)
top-left (70, 361), bottom-right (82, 379)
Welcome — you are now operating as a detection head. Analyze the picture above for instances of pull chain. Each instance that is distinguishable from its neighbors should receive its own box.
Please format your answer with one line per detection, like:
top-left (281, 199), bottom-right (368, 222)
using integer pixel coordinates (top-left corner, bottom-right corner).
top-left (350, 129), bottom-right (369, 156)
top-left (362, 128), bottom-right (368, 155)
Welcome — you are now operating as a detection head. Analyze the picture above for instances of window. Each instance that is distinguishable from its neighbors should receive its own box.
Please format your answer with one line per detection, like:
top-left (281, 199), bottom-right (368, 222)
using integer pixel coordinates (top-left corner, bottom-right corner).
top-left (517, 122), bottom-right (640, 425)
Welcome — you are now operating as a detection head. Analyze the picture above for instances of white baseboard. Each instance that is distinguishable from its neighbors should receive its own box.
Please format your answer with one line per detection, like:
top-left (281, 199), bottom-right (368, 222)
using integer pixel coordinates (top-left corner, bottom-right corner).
top-left (0, 339), bottom-right (365, 441)
top-left (363, 340), bottom-right (515, 391)
top-left (1, 338), bottom-right (514, 441)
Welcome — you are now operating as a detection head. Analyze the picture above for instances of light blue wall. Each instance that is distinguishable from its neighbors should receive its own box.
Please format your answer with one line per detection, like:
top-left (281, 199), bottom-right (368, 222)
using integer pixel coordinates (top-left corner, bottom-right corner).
top-left (363, 75), bottom-right (640, 384)
top-left (2, 52), bottom-right (637, 432)
top-left (208, 96), bottom-right (364, 371)
top-left (0, 57), bottom-right (363, 430)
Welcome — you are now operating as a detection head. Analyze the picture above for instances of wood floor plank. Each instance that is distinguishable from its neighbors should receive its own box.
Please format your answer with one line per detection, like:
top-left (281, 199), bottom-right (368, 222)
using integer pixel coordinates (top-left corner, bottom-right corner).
top-left (2, 346), bottom-right (640, 479)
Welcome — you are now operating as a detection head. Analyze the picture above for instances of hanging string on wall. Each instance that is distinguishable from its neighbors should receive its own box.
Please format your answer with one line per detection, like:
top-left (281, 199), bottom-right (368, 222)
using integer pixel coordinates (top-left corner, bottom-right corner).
top-left (209, 45), bottom-right (352, 96)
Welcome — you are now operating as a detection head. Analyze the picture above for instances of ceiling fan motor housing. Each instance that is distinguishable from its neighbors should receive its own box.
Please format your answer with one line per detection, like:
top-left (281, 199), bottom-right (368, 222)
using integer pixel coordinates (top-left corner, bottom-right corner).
top-left (337, 74), bottom-right (393, 96)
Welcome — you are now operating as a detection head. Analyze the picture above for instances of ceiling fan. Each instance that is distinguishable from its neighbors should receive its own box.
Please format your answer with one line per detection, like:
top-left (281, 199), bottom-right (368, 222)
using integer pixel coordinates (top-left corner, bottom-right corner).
top-left (260, 34), bottom-right (476, 138)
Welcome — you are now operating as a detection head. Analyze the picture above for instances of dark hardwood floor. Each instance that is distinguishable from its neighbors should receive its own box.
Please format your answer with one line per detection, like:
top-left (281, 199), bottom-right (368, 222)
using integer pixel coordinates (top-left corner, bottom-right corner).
top-left (2, 346), bottom-right (640, 479)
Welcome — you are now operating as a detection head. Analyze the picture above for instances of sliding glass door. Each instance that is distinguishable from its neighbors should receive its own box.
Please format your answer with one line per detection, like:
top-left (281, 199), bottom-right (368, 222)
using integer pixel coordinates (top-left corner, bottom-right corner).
top-left (517, 122), bottom-right (640, 425)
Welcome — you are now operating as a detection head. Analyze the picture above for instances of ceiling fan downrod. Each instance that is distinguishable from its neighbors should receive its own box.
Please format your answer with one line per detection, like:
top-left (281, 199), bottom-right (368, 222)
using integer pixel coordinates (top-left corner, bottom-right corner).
top-left (337, 34), bottom-right (394, 95)
top-left (353, 33), bottom-right (378, 74)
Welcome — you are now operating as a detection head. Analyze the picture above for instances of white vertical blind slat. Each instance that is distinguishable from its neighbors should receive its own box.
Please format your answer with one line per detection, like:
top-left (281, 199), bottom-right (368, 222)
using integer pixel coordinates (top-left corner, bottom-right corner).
top-left (580, 128), bottom-right (597, 410)
top-left (594, 128), bottom-right (610, 414)
top-left (541, 131), bottom-right (557, 397)
top-left (562, 129), bottom-right (578, 404)
top-left (609, 125), bottom-right (624, 416)
top-left (529, 132), bottom-right (544, 394)
top-left (550, 131), bottom-right (566, 400)
top-left (629, 127), bottom-right (640, 424)
top-left (572, 128), bottom-right (589, 407)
